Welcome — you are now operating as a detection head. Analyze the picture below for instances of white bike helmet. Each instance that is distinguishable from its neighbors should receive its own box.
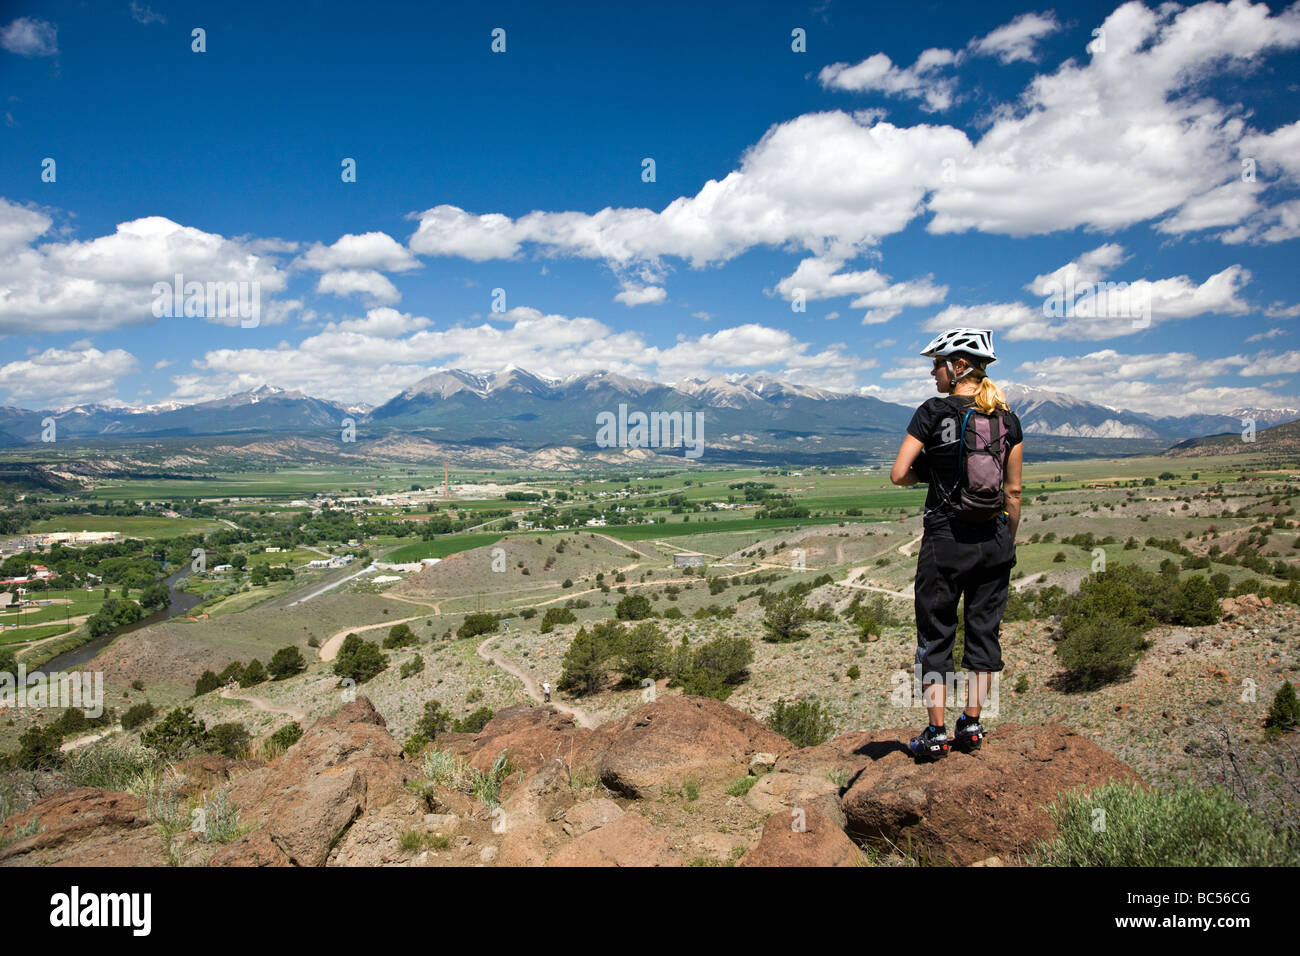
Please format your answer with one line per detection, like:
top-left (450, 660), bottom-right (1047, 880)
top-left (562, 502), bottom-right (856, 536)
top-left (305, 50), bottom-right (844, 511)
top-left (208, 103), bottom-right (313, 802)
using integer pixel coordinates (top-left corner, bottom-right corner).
top-left (920, 328), bottom-right (996, 364)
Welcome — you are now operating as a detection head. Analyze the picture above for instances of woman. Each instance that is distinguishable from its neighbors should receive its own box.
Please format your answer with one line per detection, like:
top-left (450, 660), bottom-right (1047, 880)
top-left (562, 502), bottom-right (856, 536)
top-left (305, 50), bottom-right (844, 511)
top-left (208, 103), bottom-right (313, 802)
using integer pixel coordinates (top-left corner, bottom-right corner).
top-left (889, 329), bottom-right (1023, 760)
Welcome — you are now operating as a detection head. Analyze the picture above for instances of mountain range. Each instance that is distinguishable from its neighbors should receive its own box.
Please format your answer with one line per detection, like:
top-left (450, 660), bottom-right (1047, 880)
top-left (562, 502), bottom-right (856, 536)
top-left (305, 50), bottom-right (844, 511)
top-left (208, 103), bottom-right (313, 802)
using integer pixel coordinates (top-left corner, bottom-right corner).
top-left (1, 369), bottom-right (1296, 464)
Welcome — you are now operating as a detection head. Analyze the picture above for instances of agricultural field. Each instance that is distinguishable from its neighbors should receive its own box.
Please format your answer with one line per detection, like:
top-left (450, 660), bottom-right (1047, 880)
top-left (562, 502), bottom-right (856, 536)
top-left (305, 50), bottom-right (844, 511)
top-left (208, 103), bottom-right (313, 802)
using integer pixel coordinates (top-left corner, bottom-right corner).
top-left (25, 515), bottom-right (223, 539)
top-left (4, 449), bottom-right (1300, 805)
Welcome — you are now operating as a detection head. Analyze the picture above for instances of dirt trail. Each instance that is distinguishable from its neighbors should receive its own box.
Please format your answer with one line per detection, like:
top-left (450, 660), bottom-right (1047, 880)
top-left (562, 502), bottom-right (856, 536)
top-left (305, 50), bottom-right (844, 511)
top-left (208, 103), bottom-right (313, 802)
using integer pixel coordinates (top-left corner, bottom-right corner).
top-left (587, 532), bottom-right (650, 557)
top-left (898, 533), bottom-right (925, 557)
top-left (837, 578), bottom-right (914, 599)
top-left (477, 635), bottom-right (595, 729)
top-left (60, 729), bottom-right (114, 752)
top-left (220, 685), bottom-right (306, 721)
top-left (834, 529), bottom-right (922, 600)
top-left (318, 613), bottom-right (429, 662)
top-left (1013, 571), bottom-right (1047, 591)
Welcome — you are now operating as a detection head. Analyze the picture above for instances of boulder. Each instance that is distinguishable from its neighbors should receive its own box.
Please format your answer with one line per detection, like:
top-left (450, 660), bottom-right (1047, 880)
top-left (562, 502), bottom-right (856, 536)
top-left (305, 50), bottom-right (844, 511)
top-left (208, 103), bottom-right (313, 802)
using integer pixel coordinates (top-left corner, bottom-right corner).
top-left (268, 765), bottom-right (365, 866)
top-left (0, 788), bottom-right (166, 867)
top-left (744, 770), bottom-right (845, 830)
top-left (457, 704), bottom-right (607, 775)
top-left (217, 696), bottom-right (411, 866)
top-left (749, 753), bottom-right (779, 775)
top-left (737, 806), bottom-right (863, 867)
top-left (560, 797), bottom-right (624, 836)
top-left (547, 813), bottom-right (682, 867)
top-left (840, 723), bottom-right (1142, 866)
top-left (773, 731), bottom-right (877, 779)
top-left (742, 730), bottom-right (879, 828)
top-left (597, 696), bottom-right (791, 797)
top-left (330, 795), bottom-right (429, 866)
top-left (495, 761), bottom-right (573, 867)
top-left (208, 829), bottom-right (290, 867)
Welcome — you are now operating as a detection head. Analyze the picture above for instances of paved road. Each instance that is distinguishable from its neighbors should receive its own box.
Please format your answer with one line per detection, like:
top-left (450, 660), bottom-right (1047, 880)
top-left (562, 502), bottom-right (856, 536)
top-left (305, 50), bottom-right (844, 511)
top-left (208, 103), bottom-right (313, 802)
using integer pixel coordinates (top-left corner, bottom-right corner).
top-left (284, 562), bottom-right (376, 607)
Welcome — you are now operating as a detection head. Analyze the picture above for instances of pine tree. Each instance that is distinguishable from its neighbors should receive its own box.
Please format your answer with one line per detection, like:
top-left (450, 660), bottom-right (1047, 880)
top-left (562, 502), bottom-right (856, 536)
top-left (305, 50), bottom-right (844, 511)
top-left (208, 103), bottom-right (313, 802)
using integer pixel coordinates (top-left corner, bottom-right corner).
top-left (1265, 681), bottom-right (1300, 740)
top-left (559, 626), bottom-right (605, 696)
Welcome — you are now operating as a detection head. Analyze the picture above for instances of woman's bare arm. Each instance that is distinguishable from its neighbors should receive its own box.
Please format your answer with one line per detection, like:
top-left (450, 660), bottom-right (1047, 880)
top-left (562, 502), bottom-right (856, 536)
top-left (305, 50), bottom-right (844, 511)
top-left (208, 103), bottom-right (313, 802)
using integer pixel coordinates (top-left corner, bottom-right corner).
top-left (890, 434), bottom-right (925, 486)
top-left (1004, 441), bottom-right (1023, 539)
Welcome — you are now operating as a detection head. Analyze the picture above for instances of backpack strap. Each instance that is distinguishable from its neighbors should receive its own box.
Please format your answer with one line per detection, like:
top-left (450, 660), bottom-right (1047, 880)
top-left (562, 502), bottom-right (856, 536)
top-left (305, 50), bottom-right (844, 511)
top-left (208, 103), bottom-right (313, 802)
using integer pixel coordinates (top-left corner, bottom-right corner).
top-left (931, 408), bottom-right (974, 516)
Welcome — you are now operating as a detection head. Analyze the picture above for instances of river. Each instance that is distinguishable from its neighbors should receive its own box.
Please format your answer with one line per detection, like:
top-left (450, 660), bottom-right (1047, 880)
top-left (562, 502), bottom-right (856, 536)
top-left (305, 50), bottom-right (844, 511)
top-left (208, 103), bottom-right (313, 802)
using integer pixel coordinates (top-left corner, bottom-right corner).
top-left (42, 567), bottom-right (202, 671)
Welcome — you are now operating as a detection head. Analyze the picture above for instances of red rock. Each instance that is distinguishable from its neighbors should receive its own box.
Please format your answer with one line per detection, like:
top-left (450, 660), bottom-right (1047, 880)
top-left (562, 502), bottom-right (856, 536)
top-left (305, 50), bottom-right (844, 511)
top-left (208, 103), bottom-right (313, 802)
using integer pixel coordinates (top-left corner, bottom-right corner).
top-left (547, 813), bottom-right (682, 867)
top-left (737, 806), bottom-right (863, 867)
top-left (208, 829), bottom-right (291, 867)
top-left (455, 704), bottom-right (607, 775)
top-left (0, 788), bottom-right (165, 867)
top-left (841, 722), bottom-right (1142, 866)
top-left (596, 696), bottom-right (791, 797)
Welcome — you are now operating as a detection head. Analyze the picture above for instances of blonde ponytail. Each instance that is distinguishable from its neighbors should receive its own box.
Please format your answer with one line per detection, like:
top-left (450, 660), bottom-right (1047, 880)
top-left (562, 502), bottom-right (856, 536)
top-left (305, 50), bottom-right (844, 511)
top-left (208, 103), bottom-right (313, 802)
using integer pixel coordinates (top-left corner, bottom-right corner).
top-left (974, 373), bottom-right (1009, 415)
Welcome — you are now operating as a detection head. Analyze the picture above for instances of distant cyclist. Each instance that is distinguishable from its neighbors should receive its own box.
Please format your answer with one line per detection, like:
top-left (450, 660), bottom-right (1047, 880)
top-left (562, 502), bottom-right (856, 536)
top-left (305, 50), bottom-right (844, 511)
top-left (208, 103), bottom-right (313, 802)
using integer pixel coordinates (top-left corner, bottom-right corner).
top-left (889, 329), bottom-right (1023, 760)
top-left (542, 680), bottom-right (552, 704)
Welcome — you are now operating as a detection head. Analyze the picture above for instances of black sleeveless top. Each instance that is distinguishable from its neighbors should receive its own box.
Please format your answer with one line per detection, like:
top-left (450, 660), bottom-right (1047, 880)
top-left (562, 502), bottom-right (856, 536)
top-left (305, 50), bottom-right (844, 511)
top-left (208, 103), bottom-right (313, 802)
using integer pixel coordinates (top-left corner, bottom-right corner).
top-left (906, 395), bottom-right (1023, 515)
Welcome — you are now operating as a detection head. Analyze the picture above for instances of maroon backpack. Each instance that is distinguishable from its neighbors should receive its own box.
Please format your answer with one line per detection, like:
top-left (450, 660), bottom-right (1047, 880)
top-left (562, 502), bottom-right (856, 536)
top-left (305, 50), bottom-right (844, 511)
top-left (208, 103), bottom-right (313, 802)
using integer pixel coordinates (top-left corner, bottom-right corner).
top-left (955, 407), bottom-right (1008, 521)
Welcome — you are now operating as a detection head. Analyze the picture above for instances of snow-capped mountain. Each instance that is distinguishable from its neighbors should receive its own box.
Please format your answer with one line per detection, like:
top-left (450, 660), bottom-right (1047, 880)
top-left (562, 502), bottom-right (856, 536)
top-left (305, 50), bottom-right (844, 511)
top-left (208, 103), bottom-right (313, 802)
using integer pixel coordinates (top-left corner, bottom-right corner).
top-left (2, 369), bottom-right (1294, 454)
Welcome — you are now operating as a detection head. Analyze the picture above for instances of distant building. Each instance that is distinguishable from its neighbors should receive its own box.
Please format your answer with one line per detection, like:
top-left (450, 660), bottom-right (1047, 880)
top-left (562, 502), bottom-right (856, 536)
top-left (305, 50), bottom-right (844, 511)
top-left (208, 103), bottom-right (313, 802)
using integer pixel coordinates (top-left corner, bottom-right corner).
top-left (673, 553), bottom-right (707, 567)
top-left (213, 564), bottom-right (233, 573)
top-left (40, 531), bottom-right (121, 545)
top-left (372, 561), bottom-right (425, 573)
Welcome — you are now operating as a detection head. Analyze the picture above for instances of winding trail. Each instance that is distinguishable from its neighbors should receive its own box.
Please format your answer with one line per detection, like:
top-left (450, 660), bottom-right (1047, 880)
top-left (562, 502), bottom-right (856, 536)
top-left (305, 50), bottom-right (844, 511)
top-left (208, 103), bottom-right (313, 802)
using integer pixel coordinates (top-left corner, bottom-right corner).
top-left (837, 580), bottom-right (914, 599)
top-left (477, 635), bottom-right (595, 729)
top-left (833, 528), bottom-right (923, 600)
top-left (220, 685), bottom-right (306, 721)
top-left (898, 533), bottom-right (925, 557)
top-left (6, 615), bottom-right (91, 658)
top-left (1013, 571), bottom-right (1048, 591)
top-left (317, 613), bottom-right (430, 662)
top-left (60, 729), bottom-right (114, 752)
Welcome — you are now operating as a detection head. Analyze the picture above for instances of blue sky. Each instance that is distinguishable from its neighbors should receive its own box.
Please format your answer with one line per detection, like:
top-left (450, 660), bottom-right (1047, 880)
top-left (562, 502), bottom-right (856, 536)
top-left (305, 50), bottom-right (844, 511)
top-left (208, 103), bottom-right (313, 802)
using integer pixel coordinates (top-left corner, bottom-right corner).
top-left (1, 0), bottom-right (1299, 416)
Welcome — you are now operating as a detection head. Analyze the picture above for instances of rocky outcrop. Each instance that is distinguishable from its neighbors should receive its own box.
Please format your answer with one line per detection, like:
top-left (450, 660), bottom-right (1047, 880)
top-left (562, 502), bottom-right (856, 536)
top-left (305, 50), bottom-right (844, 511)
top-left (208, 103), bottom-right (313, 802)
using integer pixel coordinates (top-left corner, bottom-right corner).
top-left (737, 805), bottom-right (863, 867)
top-left (0, 788), bottom-right (166, 867)
top-left (449, 703), bottom-right (607, 775)
top-left (456, 696), bottom-right (790, 798)
top-left (495, 760), bottom-right (574, 867)
top-left (594, 696), bottom-right (791, 797)
top-left (208, 829), bottom-right (291, 867)
top-left (560, 797), bottom-right (624, 837)
top-left (744, 730), bottom-right (879, 829)
top-left (547, 813), bottom-right (682, 867)
top-left (840, 722), bottom-right (1142, 866)
top-left (1, 696), bottom-right (1144, 867)
top-left (224, 697), bottom-right (411, 866)
top-left (1220, 593), bottom-right (1273, 619)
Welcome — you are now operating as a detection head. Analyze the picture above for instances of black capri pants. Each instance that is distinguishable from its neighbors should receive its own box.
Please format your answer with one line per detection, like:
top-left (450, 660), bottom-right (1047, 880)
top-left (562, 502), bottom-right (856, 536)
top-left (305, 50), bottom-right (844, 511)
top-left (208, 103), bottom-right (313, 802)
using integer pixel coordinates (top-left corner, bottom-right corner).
top-left (913, 512), bottom-right (1015, 682)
